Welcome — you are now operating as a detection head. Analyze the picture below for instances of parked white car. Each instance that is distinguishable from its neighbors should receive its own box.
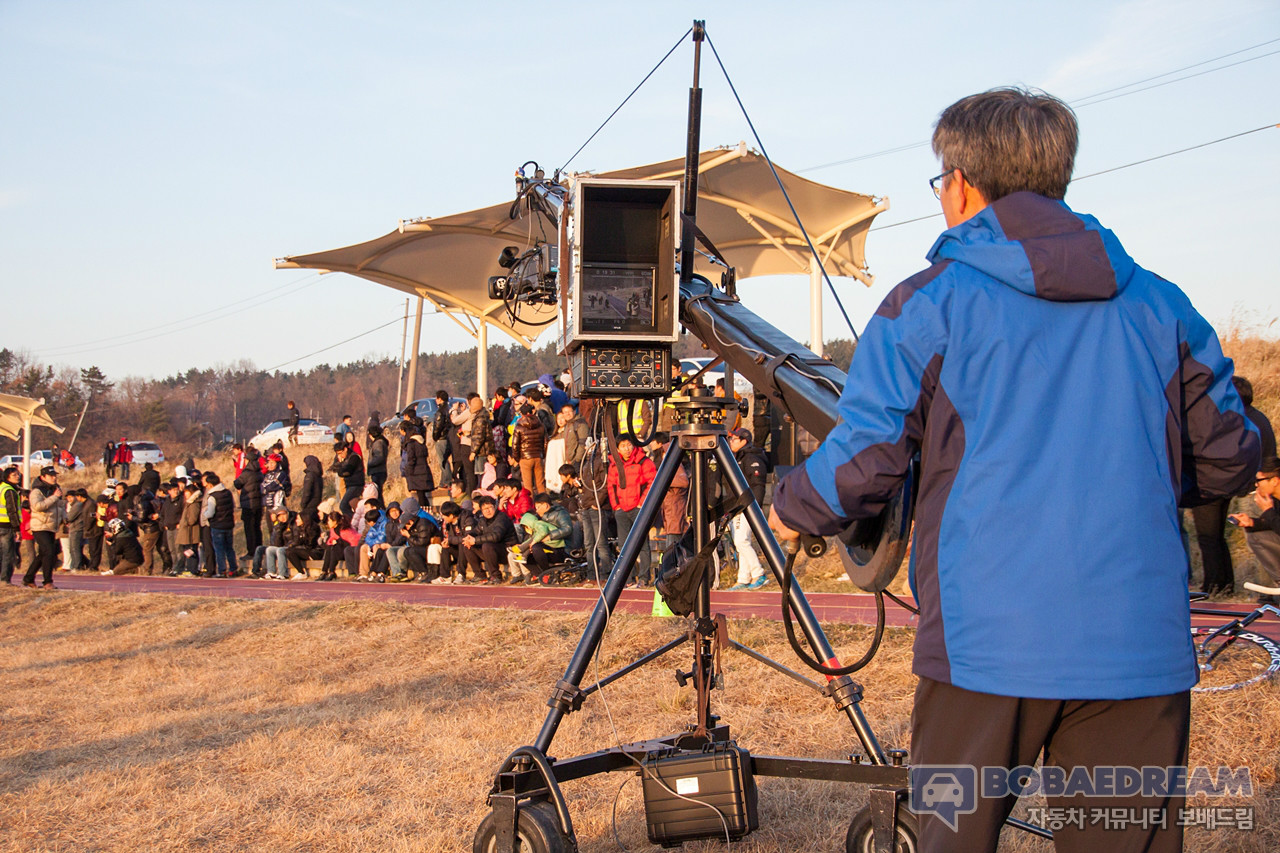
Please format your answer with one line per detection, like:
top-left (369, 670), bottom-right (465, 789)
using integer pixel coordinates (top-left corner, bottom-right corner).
top-left (679, 357), bottom-right (752, 394)
top-left (0, 451), bottom-right (85, 471)
top-left (122, 441), bottom-right (165, 466)
top-left (249, 418), bottom-right (334, 452)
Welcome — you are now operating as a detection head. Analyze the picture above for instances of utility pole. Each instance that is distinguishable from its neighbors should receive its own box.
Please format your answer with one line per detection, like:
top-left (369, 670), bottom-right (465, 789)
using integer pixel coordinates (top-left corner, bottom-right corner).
top-left (67, 398), bottom-right (91, 452)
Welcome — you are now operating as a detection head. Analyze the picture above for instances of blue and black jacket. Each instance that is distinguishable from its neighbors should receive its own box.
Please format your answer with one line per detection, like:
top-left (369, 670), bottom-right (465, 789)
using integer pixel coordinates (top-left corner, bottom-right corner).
top-left (773, 192), bottom-right (1260, 700)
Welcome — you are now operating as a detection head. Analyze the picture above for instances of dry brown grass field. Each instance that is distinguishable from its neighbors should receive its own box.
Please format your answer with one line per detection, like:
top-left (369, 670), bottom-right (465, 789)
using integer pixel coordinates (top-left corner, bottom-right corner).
top-left (0, 588), bottom-right (1275, 852)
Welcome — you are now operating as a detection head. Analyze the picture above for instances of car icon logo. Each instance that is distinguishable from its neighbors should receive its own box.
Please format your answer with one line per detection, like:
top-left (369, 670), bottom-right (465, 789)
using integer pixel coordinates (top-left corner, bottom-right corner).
top-left (921, 773), bottom-right (965, 807)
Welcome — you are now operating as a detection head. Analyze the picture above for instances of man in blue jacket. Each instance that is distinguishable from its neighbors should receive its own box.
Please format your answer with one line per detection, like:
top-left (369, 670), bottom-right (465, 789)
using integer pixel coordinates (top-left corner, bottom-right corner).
top-left (769, 88), bottom-right (1259, 852)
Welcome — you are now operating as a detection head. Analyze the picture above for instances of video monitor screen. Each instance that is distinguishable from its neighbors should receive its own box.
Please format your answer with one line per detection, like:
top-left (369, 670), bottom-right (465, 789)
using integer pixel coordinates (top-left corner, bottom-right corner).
top-left (580, 264), bottom-right (656, 333)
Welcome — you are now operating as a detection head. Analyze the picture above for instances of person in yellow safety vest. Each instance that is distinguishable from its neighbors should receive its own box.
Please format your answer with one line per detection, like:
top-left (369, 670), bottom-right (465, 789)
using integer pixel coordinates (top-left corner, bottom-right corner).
top-left (0, 466), bottom-right (22, 584)
top-left (616, 398), bottom-right (651, 443)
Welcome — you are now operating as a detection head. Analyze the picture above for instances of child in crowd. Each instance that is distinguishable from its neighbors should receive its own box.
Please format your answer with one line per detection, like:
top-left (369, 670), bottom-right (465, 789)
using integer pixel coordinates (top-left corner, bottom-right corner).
top-left (259, 507), bottom-right (292, 579)
top-left (284, 511), bottom-right (323, 578)
top-left (318, 512), bottom-right (358, 582)
top-left (357, 507), bottom-right (388, 582)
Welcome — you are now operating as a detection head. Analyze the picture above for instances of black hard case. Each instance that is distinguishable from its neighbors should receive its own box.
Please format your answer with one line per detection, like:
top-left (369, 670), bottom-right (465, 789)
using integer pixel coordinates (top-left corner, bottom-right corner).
top-left (641, 742), bottom-right (759, 846)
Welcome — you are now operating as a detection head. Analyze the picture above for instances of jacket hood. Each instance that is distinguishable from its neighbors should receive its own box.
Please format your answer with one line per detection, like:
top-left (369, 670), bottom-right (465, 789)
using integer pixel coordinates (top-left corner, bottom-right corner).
top-left (926, 192), bottom-right (1136, 303)
top-left (304, 455), bottom-right (321, 474)
top-left (538, 373), bottom-right (555, 387)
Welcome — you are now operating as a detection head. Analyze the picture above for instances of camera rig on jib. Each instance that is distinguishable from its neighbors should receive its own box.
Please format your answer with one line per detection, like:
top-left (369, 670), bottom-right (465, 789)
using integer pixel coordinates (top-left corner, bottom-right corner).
top-left (472, 20), bottom-right (1051, 853)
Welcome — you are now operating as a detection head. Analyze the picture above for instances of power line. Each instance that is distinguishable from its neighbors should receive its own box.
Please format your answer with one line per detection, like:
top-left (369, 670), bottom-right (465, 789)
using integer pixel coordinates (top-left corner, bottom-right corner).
top-left (39, 272), bottom-right (318, 355)
top-left (262, 315), bottom-right (404, 373)
top-left (1071, 49), bottom-right (1280, 108)
top-left (38, 275), bottom-right (322, 359)
top-left (801, 38), bottom-right (1280, 173)
top-left (1069, 36), bottom-right (1280, 102)
top-left (1071, 122), bottom-right (1277, 180)
top-left (868, 123), bottom-right (1278, 232)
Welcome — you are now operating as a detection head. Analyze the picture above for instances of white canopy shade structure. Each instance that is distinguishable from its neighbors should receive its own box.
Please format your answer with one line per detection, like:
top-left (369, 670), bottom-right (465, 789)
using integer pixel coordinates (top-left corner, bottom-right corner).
top-left (0, 392), bottom-right (65, 488)
top-left (275, 143), bottom-right (888, 395)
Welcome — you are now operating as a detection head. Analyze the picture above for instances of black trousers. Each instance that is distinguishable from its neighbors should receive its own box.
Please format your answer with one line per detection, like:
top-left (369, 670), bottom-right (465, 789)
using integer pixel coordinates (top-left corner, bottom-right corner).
top-left (463, 542), bottom-right (504, 580)
top-left (321, 543), bottom-right (346, 575)
top-left (242, 506), bottom-right (263, 557)
top-left (404, 545), bottom-right (442, 580)
top-left (158, 528), bottom-right (175, 571)
top-left (911, 677), bottom-right (1189, 853)
top-left (26, 530), bottom-right (57, 585)
top-left (1191, 499), bottom-right (1234, 593)
top-left (201, 526), bottom-right (215, 574)
top-left (85, 534), bottom-right (103, 572)
top-left (527, 544), bottom-right (567, 575)
top-left (339, 486), bottom-right (362, 520)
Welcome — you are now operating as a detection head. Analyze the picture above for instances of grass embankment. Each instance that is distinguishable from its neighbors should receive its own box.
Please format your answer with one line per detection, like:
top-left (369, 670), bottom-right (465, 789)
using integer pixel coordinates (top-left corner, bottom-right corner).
top-left (0, 591), bottom-right (1275, 852)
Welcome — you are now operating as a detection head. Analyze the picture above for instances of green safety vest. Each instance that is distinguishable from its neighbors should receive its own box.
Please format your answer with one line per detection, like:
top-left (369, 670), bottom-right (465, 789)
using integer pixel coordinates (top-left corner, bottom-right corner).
top-left (0, 482), bottom-right (16, 526)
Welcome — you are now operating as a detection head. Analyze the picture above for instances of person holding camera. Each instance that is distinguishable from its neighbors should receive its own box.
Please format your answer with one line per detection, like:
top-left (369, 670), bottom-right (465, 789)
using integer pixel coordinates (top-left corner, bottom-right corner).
top-left (26, 466), bottom-right (64, 589)
top-left (769, 88), bottom-right (1259, 852)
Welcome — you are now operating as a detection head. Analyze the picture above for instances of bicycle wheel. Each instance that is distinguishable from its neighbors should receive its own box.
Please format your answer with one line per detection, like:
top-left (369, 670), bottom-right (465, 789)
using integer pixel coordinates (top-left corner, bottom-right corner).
top-left (1191, 627), bottom-right (1280, 693)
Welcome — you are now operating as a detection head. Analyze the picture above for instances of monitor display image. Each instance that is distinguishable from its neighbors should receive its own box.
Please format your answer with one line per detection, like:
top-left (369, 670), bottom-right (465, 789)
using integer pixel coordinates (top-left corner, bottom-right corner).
top-left (580, 265), bottom-right (656, 333)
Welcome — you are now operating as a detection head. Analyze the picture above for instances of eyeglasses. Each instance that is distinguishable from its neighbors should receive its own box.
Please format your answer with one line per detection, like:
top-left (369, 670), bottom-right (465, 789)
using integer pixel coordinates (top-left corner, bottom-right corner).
top-left (930, 168), bottom-right (961, 199)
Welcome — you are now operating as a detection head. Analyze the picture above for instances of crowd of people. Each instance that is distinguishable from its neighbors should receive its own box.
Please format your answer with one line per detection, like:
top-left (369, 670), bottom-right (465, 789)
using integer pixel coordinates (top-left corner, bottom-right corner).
top-left (1, 368), bottom-right (1274, 597)
top-left (0, 371), bottom-right (775, 591)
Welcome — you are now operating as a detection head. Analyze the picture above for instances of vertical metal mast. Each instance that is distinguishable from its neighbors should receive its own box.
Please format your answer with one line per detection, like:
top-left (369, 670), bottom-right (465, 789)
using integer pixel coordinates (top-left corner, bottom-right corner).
top-left (678, 21), bottom-right (705, 285)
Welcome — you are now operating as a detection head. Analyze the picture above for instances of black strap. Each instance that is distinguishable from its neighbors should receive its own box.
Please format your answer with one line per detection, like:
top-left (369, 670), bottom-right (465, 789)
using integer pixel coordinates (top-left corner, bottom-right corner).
top-left (680, 212), bottom-right (731, 269)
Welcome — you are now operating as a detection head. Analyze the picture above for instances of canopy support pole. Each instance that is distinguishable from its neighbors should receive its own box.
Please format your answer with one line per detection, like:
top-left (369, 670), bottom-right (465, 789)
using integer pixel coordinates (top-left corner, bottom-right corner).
top-left (810, 255), bottom-right (824, 357)
top-left (21, 417), bottom-right (32, 489)
top-left (477, 322), bottom-right (488, 399)
top-left (406, 296), bottom-right (424, 408)
top-left (396, 298), bottom-right (409, 413)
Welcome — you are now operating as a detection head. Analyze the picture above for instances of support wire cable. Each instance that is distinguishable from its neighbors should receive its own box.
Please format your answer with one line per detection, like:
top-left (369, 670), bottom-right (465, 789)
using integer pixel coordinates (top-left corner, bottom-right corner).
top-left (557, 27), bottom-right (693, 175)
top-left (704, 30), bottom-right (860, 343)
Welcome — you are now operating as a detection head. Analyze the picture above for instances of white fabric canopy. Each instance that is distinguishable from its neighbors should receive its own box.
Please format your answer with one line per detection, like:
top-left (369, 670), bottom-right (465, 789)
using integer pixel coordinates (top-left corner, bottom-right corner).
top-left (0, 393), bottom-right (63, 441)
top-left (275, 143), bottom-right (887, 349)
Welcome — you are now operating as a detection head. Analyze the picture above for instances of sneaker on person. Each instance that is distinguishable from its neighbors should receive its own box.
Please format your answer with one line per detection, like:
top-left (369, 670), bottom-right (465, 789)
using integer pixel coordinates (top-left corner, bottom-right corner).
top-left (746, 576), bottom-right (769, 590)
top-left (100, 569), bottom-right (114, 576)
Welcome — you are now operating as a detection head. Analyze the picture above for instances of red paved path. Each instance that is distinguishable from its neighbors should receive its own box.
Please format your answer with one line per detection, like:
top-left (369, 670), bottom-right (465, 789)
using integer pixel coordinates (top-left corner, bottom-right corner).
top-left (9, 574), bottom-right (1277, 639)
top-left (15, 573), bottom-right (920, 627)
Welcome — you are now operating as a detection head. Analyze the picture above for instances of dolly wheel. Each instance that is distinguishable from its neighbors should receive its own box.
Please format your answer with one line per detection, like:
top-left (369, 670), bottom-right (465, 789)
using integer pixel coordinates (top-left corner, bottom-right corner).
top-left (473, 800), bottom-right (569, 853)
top-left (846, 802), bottom-right (919, 853)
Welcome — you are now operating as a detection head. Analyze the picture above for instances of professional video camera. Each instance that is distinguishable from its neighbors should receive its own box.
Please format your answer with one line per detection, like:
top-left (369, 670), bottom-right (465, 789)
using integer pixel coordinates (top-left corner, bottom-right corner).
top-left (490, 161), bottom-right (683, 399)
top-left (486, 243), bottom-right (557, 306)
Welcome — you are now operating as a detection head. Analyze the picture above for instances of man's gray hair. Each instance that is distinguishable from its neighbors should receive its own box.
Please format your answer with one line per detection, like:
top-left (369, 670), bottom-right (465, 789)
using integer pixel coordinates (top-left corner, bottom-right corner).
top-left (932, 87), bottom-right (1078, 202)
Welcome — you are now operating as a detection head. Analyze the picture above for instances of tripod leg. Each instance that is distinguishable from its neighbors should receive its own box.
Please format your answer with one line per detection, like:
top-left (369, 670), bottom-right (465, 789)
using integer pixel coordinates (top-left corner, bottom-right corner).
top-left (713, 437), bottom-right (890, 765)
top-left (532, 442), bottom-right (686, 753)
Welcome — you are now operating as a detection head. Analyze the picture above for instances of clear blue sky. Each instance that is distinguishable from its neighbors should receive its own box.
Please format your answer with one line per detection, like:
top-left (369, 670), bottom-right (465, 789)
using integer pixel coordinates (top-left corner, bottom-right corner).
top-left (2, 0), bottom-right (1276, 381)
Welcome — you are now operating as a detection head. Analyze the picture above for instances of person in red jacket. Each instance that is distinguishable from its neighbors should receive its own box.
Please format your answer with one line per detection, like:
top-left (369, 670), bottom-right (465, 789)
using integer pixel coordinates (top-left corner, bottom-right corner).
top-left (607, 435), bottom-right (657, 586)
top-left (494, 479), bottom-right (533, 524)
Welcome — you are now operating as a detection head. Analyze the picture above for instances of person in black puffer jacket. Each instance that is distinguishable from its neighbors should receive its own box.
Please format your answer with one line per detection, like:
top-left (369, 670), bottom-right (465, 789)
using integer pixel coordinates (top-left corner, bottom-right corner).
top-left (400, 422), bottom-right (434, 504)
top-left (366, 425), bottom-right (390, 495)
top-left (233, 447), bottom-right (264, 559)
top-left (284, 511), bottom-right (323, 576)
top-left (329, 442), bottom-right (365, 520)
top-left (299, 455), bottom-right (323, 522)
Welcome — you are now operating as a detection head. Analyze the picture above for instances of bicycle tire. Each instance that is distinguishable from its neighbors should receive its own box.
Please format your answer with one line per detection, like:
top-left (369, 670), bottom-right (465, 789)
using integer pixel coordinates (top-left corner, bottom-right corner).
top-left (1191, 627), bottom-right (1280, 693)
